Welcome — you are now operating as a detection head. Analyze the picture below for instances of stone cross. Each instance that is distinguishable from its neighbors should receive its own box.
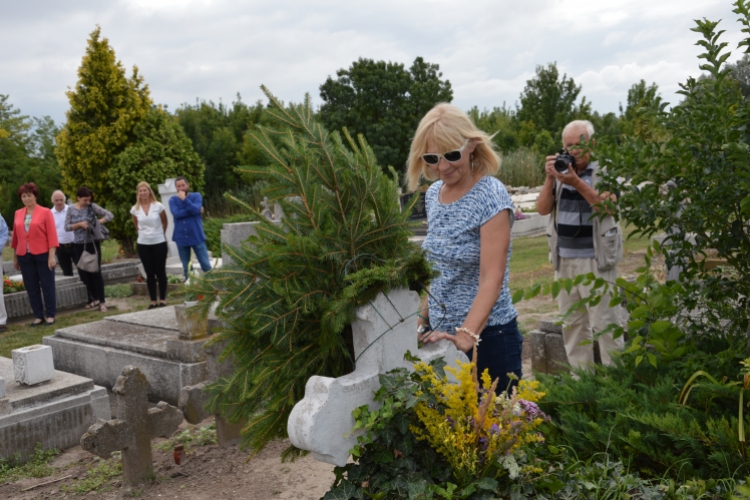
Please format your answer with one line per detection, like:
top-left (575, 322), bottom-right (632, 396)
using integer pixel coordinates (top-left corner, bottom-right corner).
top-left (287, 288), bottom-right (468, 467)
top-left (81, 366), bottom-right (183, 486)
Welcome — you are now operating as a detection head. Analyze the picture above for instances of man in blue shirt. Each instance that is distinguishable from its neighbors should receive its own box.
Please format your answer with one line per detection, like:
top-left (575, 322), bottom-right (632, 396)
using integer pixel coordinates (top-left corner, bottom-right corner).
top-left (169, 176), bottom-right (212, 280)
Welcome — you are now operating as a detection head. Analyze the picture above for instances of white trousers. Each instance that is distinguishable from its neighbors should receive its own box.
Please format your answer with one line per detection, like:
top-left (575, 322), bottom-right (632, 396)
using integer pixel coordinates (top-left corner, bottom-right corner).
top-left (555, 258), bottom-right (623, 370)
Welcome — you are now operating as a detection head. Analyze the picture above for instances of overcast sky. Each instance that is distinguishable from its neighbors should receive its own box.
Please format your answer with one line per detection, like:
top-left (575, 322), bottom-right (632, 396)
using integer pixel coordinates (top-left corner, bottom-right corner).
top-left (1, 0), bottom-right (746, 125)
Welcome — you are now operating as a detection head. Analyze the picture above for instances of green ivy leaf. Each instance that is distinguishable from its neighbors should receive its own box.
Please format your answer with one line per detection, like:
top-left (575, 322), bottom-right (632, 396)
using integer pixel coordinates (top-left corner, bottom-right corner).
top-left (647, 353), bottom-right (657, 367)
top-left (323, 480), bottom-right (357, 500)
top-left (551, 281), bottom-right (562, 299)
top-left (635, 355), bottom-right (644, 367)
top-left (512, 289), bottom-right (524, 304)
top-left (649, 320), bottom-right (672, 334)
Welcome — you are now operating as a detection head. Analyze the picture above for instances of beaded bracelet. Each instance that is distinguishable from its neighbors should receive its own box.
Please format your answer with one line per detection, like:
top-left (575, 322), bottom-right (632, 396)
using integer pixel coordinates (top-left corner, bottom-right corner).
top-left (455, 327), bottom-right (481, 346)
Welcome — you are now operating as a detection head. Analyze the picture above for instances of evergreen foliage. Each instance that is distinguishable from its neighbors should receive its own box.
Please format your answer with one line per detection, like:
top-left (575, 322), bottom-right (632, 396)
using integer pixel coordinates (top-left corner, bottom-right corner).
top-left (108, 108), bottom-right (205, 254)
top-left (56, 26), bottom-right (151, 212)
top-left (515, 62), bottom-right (591, 148)
top-left (0, 95), bottom-right (61, 221)
top-left (201, 87), bottom-right (434, 457)
top-left (174, 96), bottom-right (273, 204)
top-left (319, 56), bottom-right (452, 175)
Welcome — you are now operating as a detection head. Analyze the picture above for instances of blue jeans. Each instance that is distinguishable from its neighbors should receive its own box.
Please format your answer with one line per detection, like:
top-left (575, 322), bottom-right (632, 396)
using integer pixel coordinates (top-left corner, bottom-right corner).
top-left (177, 241), bottom-right (212, 279)
top-left (17, 252), bottom-right (57, 320)
top-left (466, 318), bottom-right (523, 396)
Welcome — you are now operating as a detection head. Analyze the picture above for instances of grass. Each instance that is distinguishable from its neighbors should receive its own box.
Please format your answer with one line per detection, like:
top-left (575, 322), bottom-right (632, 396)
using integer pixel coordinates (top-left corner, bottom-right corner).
top-left (105, 283), bottom-right (134, 298)
top-left (1, 240), bottom-right (120, 268)
top-left (0, 298), bottom-right (149, 358)
top-left (61, 454), bottom-right (123, 494)
top-left (156, 422), bottom-right (217, 453)
top-left (0, 444), bottom-right (60, 485)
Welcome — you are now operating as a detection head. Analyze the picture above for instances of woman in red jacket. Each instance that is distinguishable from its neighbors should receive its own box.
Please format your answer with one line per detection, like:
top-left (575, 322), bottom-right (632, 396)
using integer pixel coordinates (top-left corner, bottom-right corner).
top-left (12, 182), bottom-right (59, 326)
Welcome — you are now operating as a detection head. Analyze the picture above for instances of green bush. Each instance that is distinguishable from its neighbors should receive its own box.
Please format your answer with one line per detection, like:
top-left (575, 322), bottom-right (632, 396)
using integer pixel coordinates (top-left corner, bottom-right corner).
top-left (495, 147), bottom-right (545, 188)
top-left (0, 444), bottom-right (59, 484)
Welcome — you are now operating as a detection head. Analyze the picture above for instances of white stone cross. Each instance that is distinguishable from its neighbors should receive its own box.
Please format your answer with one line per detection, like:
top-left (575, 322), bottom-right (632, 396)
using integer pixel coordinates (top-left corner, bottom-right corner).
top-left (81, 366), bottom-right (184, 486)
top-left (287, 288), bottom-right (468, 467)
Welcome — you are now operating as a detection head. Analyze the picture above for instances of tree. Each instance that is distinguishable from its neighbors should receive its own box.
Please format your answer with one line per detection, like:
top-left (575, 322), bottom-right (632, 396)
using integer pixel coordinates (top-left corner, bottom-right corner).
top-left (108, 108), bottom-right (205, 255)
top-left (201, 87), bottom-right (433, 458)
top-left (175, 96), bottom-right (268, 199)
top-left (515, 62), bottom-right (590, 144)
top-left (319, 57), bottom-right (452, 175)
top-left (617, 80), bottom-right (665, 141)
top-left (467, 105), bottom-right (519, 152)
top-left (56, 26), bottom-right (151, 206)
top-left (726, 53), bottom-right (750, 97)
top-left (0, 95), bottom-right (61, 222)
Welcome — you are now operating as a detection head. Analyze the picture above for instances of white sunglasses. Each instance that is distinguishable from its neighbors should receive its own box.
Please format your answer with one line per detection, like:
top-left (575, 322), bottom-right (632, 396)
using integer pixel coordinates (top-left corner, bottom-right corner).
top-left (421, 141), bottom-right (468, 165)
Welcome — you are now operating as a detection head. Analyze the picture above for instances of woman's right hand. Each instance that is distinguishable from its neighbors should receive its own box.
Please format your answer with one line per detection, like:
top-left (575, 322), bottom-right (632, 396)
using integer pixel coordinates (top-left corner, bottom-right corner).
top-left (78, 221), bottom-right (89, 229)
top-left (13, 257), bottom-right (19, 271)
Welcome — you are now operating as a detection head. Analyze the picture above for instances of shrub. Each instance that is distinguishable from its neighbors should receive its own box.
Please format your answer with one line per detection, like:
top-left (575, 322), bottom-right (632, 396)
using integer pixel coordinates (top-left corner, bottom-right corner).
top-left (495, 147), bottom-right (545, 188)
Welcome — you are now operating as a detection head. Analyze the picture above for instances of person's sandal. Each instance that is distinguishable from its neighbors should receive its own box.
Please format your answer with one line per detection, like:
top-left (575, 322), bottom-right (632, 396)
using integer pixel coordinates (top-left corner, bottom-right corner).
top-left (84, 301), bottom-right (99, 310)
top-left (148, 304), bottom-right (158, 310)
top-left (99, 303), bottom-right (108, 313)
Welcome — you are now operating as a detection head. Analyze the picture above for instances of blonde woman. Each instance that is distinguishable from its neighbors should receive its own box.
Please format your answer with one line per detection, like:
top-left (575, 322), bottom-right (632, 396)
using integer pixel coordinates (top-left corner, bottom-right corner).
top-left (130, 182), bottom-right (168, 309)
top-left (408, 103), bottom-right (521, 395)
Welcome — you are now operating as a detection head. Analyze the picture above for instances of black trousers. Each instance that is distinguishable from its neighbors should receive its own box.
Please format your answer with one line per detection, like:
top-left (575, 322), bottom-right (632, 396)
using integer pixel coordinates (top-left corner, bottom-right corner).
top-left (73, 241), bottom-right (106, 304)
top-left (56, 243), bottom-right (75, 276)
top-left (17, 252), bottom-right (57, 319)
top-left (137, 241), bottom-right (168, 301)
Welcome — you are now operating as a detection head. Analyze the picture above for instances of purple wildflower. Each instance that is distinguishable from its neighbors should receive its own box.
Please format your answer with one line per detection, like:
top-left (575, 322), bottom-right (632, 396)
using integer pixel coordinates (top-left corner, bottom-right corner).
top-left (518, 400), bottom-right (547, 422)
top-left (446, 416), bottom-right (455, 428)
top-left (490, 424), bottom-right (500, 435)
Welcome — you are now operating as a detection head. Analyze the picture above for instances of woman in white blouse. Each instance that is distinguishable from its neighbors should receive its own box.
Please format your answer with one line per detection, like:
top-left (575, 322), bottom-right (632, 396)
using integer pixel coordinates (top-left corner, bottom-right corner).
top-left (131, 182), bottom-right (169, 309)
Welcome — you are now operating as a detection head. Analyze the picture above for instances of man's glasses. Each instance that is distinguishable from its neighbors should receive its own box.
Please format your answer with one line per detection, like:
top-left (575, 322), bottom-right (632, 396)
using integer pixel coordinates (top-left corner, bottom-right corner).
top-left (422, 142), bottom-right (468, 165)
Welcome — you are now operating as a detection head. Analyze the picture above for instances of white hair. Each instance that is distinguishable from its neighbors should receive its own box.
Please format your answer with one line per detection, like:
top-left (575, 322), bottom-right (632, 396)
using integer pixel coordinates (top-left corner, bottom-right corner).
top-left (562, 120), bottom-right (595, 144)
top-left (51, 190), bottom-right (65, 202)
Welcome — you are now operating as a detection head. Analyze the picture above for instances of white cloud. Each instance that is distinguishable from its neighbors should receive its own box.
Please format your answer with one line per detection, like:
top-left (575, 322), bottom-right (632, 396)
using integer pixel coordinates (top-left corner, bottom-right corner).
top-left (0, 0), bottom-right (745, 122)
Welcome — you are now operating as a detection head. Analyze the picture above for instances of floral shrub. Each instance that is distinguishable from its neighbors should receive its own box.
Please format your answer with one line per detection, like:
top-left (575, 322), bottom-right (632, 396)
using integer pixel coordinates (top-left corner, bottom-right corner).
top-left (3, 277), bottom-right (25, 294)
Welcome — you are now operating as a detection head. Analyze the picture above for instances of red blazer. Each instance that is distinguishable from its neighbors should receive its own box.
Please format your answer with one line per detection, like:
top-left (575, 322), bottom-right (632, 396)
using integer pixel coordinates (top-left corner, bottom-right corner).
top-left (11, 206), bottom-right (59, 256)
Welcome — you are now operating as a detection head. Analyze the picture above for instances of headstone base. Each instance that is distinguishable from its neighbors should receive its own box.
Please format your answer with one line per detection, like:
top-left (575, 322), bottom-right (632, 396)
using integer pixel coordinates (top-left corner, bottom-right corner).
top-left (0, 357), bottom-right (109, 461)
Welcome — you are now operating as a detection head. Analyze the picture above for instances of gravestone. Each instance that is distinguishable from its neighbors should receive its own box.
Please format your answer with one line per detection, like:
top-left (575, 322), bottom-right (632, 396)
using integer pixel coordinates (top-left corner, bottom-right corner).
top-left (529, 318), bottom-right (569, 375)
top-left (44, 306), bottom-right (214, 404)
top-left (81, 366), bottom-right (183, 487)
top-left (157, 178), bottom-right (180, 258)
top-left (287, 288), bottom-right (469, 467)
top-left (0, 356), bottom-right (109, 461)
top-left (178, 338), bottom-right (245, 447)
top-left (12, 345), bottom-right (55, 386)
top-left (220, 222), bottom-right (259, 267)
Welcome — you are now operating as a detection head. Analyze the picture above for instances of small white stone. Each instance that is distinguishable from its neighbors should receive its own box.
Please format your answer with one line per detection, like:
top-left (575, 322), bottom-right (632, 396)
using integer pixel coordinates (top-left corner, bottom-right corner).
top-left (12, 345), bottom-right (55, 386)
top-left (0, 376), bottom-right (5, 398)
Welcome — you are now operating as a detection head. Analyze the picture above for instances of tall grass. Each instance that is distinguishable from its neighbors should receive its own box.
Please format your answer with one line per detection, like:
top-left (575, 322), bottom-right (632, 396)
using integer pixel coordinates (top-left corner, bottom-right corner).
top-left (496, 147), bottom-right (545, 188)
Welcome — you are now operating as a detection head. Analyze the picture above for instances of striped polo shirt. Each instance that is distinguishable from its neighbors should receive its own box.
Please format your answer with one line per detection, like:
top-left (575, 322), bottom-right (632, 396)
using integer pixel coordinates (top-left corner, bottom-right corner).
top-left (556, 165), bottom-right (595, 259)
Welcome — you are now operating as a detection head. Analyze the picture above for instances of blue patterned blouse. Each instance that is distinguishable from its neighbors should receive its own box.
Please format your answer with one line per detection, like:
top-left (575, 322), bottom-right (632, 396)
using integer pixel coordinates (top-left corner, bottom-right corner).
top-left (422, 176), bottom-right (517, 334)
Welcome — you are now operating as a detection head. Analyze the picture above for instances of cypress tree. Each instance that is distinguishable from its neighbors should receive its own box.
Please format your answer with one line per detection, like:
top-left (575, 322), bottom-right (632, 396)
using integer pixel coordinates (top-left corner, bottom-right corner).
top-left (201, 87), bottom-right (433, 458)
top-left (108, 108), bottom-right (205, 254)
top-left (56, 26), bottom-right (151, 222)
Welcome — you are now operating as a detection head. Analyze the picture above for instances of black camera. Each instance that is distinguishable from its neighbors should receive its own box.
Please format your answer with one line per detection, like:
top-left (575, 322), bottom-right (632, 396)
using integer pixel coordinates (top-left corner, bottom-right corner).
top-left (554, 149), bottom-right (576, 173)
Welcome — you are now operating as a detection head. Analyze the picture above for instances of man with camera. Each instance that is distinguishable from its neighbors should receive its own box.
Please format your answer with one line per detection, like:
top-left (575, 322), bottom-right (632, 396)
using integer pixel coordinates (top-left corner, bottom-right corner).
top-left (537, 120), bottom-right (624, 370)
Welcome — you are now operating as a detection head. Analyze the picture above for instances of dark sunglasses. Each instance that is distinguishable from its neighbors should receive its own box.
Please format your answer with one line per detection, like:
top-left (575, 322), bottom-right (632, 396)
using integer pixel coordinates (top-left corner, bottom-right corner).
top-left (421, 142), bottom-right (468, 165)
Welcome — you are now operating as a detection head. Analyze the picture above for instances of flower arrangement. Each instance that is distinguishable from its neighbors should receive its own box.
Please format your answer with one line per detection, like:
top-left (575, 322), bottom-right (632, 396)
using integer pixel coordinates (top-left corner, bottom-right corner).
top-left (329, 351), bottom-right (549, 499)
top-left (410, 354), bottom-right (547, 486)
top-left (3, 276), bottom-right (25, 294)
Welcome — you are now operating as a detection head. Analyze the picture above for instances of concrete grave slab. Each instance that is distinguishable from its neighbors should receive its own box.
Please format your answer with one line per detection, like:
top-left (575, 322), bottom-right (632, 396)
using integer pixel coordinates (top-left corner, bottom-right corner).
top-left (0, 356), bottom-right (109, 461)
top-left (44, 307), bottom-right (211, 404)
top-left (0, 376), bottom-right (5, 399)
top-left (13, 345), bottom-right (55, 386)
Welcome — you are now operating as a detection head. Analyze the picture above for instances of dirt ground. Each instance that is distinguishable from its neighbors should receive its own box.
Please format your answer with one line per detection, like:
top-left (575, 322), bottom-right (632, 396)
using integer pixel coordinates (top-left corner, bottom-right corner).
top-left (0, 419), bottom-right (336, 500)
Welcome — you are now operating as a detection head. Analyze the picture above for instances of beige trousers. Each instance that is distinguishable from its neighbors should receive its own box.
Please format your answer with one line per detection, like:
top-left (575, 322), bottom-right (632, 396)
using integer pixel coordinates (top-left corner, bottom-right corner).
top-left (555, 258), bottom-right (623, 370)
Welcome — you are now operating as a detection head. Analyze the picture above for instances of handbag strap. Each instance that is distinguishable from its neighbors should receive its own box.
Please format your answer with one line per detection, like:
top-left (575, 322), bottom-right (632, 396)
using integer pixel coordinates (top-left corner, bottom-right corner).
top-left (85, 227), bottom-right (98, 256)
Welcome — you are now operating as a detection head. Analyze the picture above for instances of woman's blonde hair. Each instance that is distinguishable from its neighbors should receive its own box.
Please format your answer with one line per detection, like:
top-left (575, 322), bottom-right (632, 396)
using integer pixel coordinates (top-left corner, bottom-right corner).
top-left (406, 103), bottom-right (500, 192)
top-left (133, 181), bottom-right (158, 211)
